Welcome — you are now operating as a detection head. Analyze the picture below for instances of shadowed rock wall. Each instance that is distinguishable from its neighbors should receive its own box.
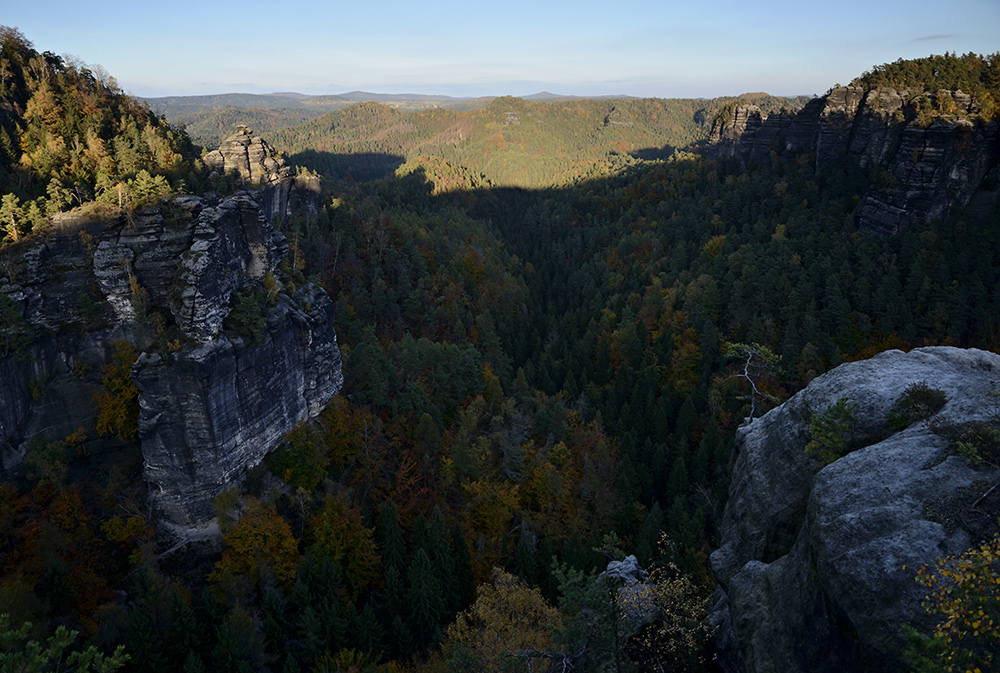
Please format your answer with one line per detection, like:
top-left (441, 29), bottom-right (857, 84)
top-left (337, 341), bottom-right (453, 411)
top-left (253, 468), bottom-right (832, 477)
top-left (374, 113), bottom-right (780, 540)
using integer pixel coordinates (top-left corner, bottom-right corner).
top-left (707, 87), bottom-right (1000, 234)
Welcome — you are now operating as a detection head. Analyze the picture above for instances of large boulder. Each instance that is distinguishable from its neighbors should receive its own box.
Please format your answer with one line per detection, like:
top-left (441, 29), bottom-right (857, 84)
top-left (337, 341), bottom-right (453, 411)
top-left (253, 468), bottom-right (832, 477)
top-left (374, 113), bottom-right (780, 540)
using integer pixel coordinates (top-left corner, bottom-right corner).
top-left (709, 347), bottom-right (1000, 673)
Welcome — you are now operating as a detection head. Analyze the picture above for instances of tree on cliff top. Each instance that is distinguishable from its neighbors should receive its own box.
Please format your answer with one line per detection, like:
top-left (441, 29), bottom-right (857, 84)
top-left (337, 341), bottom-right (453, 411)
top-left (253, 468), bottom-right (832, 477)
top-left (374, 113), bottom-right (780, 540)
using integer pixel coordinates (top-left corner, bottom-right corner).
top-left (851, 52), bottom-right (1000, 118)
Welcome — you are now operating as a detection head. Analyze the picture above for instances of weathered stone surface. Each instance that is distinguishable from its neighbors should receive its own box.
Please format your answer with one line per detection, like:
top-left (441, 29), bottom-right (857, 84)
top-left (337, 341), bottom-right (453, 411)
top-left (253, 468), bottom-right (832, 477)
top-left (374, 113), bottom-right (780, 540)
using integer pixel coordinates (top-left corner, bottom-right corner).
top-left (709, 347), bottom-right (1000, 673)
top-left (706, 87), bottom-right (1000, 234)
top-left (203, 126), bottom-right (294, 222)
top-left (171, 194), bottom-right (287, 342)
top-left (134, 284), bottom-right (342, 528)
top-left (600, 555), bottom-right (658, 635)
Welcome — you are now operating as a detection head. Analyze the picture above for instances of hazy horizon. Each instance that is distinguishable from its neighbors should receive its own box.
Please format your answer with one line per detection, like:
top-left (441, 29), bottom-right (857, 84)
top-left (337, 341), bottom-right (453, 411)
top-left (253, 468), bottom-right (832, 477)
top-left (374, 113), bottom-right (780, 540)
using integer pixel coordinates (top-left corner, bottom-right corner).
top-left (5, 0), bottom-right (1000, 100)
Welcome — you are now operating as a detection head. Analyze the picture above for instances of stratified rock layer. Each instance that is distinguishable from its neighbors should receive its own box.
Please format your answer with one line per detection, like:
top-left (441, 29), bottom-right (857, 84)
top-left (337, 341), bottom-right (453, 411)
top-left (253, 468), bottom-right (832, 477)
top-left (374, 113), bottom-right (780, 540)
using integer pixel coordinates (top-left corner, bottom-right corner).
top-left (171, 194), bottom-right (287, 342)
top-left (1, 136), bottom-right (341, 530)
top-left (709, 347), bottom-right (1000, 673)
top-left (707, 87), bottom-right (1000, 234)
top-left (134, 284), bottom-right (342, 526)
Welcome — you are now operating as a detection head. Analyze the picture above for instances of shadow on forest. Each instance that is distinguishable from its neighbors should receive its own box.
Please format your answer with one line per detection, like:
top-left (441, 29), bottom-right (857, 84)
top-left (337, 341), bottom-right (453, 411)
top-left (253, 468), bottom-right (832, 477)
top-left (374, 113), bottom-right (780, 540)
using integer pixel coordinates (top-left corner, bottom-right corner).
top-left (288, 150), bottom-right (406, 183)
top-left (629, 145), bottom-right (677, 161)
top-left (290, 142), bottom-right (698, 195)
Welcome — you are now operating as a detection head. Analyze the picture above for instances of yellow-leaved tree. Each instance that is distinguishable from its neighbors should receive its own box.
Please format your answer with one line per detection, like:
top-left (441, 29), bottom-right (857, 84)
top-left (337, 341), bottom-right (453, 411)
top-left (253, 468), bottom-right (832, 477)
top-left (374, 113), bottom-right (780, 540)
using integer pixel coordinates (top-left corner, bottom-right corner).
top-left (93, 340), bottom-right (140, 441)
top-left (907, 532), bottom-right (1000, 673)
top-left (443, 568), bottom-right (561, 673)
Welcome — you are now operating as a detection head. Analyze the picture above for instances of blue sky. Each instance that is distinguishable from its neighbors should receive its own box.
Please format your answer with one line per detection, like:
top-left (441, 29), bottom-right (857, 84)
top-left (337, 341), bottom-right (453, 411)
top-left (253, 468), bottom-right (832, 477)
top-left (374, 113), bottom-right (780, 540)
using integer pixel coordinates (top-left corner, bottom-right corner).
top-left (5, 0), bottom-right (999, 98)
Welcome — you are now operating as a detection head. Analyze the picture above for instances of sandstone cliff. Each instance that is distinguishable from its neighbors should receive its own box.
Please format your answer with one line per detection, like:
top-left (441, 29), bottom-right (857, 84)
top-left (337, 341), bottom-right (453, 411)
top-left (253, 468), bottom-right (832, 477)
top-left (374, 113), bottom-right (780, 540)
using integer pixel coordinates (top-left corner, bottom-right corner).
top-left (707, 88), bottom-right (1000, 234)
top-left (709, 347), bottom-right (1000, 673)
top-left (0, 131), bottom-right (341, 531)
top-left (203, 125), bottom-right (296, 222)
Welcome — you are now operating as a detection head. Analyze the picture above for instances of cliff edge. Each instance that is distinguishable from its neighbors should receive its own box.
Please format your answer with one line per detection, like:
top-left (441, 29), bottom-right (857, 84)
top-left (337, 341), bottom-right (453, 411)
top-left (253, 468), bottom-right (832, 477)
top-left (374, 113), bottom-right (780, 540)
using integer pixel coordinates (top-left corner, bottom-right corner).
top-left (709, 346), bottom-right (1000, 672)
top-left (707, 87), bottom-right (1000, 234)
top-left (0, 129), bottom-right (342, 532)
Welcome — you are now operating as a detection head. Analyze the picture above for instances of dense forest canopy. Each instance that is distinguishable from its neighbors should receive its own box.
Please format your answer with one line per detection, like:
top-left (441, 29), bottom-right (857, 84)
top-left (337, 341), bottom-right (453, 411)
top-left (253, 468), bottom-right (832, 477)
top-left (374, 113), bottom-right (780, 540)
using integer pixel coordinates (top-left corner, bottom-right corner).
top-left (0, 26), bottom-right (201, 241)
top-left (1, 37), bottom-right (999, 673)
top-left (851, 51), bottom-right (1000, 117)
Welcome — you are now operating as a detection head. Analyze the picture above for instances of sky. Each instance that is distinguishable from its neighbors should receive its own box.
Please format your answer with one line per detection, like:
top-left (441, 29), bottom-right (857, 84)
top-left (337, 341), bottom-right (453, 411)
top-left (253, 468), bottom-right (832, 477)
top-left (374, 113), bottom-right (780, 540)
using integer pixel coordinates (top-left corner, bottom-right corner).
top-left (4, 0), bottom-right (1000, 99)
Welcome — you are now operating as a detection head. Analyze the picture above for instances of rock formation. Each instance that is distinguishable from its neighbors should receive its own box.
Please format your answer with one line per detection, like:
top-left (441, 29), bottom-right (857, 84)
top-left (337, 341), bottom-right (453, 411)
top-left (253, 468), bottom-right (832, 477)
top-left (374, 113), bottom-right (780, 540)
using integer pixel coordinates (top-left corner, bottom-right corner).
top-left (1, 130), bottom-right (341, 532)
top-left (707, 88), bottom-right (1000, 234)
top-left (709, 347), bottom-right (1000, 673)
top-left (135, 283), bottom-right (341, 527)
top-left (203, 125), bottom-right (296, 222)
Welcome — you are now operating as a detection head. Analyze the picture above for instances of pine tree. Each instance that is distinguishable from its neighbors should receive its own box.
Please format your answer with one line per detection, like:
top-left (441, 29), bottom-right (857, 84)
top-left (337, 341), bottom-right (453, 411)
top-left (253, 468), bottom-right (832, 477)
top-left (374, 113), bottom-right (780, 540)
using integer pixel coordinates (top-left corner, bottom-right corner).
top-left (375, 500), bottom-right (407, 573)
top-left (451, 523), bottom-right (476, 611)
top-left (212, 605), bottom-right (269, 673)
top-left (355, 603), bottom-right (385, 657)
top-left (514, 527), bottom-right (540, 586)
top-left (422, 507), bottom-right (458, 609)
top-left (406, 548), bottom-right (445, 647)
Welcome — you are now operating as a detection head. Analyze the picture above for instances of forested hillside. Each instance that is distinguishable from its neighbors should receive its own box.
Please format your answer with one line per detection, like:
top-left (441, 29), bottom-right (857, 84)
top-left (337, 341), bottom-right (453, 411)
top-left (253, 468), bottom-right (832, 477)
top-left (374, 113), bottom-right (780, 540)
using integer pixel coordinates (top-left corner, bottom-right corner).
top-left (0, 27), bottom-right (199, 239)
top-left (147, 87), bottom-right (811, 188)
top-left (268, 93), bottom-right (811, 189)
top-left (2, 33), bottom-right (999, 673)
top-left (146, 92), bottom-right (494, 149)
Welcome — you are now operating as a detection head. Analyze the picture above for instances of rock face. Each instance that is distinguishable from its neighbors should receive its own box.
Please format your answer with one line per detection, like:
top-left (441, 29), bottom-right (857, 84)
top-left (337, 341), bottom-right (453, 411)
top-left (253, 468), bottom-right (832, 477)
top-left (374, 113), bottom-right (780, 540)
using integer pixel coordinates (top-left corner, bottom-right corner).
top-left (1, 133), bottom-right (341, 530)
top-left (203, 126), bottom-right (295, 222)
top-left (709, 347), bottom-right (1000, 673)
top-left (171, 194), bottom-right (288, 342)
top-left (134, 284), bottom-right (342, 526)
top-left (707, 88), bottom-right (1000, 234)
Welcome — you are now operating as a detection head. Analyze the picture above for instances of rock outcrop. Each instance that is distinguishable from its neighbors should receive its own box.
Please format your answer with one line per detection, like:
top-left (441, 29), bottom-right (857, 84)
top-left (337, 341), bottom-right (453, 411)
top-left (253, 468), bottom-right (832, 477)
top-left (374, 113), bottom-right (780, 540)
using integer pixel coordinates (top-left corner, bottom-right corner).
top-left (707, 88), bottom-right (1000, 234)
top-left (1, 132), bottom-right (341, 531)
top-left (170, 194), bottom-right (288, 342)
top-left (709, 347), bottom-right (1000, 673)
top-left (204, 126), bottom-right (296, 223)
top-left (135, 283), bottom-right (341, 526)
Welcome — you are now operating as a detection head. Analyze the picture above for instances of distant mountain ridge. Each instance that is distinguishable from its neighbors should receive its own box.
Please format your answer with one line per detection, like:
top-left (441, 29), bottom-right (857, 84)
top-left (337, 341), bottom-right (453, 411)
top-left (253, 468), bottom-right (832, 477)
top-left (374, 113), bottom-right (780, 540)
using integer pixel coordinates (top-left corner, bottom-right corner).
top-left (147, 90), bottom-right (811, 164)
top-left (143, 91), bottom-right (485, 115)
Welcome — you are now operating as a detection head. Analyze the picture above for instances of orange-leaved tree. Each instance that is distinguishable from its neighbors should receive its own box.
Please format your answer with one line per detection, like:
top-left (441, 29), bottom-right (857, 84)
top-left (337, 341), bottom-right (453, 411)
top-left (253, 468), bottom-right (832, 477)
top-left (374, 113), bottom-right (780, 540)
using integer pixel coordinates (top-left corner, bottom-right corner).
top-left (211, 500), bottom-right (299, 592)
top-left (93, 340), bottom-right (140, 442)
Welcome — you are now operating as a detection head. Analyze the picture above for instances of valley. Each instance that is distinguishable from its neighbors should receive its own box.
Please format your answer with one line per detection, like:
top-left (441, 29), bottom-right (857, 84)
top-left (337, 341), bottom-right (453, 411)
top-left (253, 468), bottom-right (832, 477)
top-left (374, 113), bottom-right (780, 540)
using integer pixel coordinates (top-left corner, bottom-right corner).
top-left (1, 26), bottom-right (999, 673)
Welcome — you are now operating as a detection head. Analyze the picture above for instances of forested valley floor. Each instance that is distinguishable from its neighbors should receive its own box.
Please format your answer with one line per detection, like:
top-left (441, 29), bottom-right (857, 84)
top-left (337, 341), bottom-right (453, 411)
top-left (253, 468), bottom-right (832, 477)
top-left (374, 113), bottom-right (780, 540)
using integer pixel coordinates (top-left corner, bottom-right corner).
top-left (2, 31), bottom-right (999, 672)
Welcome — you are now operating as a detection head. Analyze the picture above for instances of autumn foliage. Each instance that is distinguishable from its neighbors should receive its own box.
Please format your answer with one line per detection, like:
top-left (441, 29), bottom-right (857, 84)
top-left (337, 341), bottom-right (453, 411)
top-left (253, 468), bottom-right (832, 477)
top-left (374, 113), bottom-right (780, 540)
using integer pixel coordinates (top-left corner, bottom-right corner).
top-left (911, 533), bottom-right (1000, 673)
top-left (444, 568), bottom-right (562, 672)
top-left (93, 341), bottom-right (140, 442)
top-left (211, 501), bottom-right (299, 591)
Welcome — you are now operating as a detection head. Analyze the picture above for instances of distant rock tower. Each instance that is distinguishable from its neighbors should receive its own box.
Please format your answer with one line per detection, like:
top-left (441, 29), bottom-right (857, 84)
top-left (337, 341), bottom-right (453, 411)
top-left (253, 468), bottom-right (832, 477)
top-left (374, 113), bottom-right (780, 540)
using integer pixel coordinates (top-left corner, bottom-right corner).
top-left (203, 126), bottom-right (295, 223)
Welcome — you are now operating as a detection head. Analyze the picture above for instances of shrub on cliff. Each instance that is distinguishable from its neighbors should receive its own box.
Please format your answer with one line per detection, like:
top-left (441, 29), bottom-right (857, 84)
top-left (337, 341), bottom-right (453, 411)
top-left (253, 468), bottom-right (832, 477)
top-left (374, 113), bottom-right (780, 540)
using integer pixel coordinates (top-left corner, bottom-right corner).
top-left (804, 397), bottom-right (858, 465)
top-left (889, 382), bottom-right (947, 430)
top-left (92, 341), bottom-right (140, 442)
top-left (224, 287), bottom-right (268, 345)
top-left (906, 532), bottom-right (1000, 673)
